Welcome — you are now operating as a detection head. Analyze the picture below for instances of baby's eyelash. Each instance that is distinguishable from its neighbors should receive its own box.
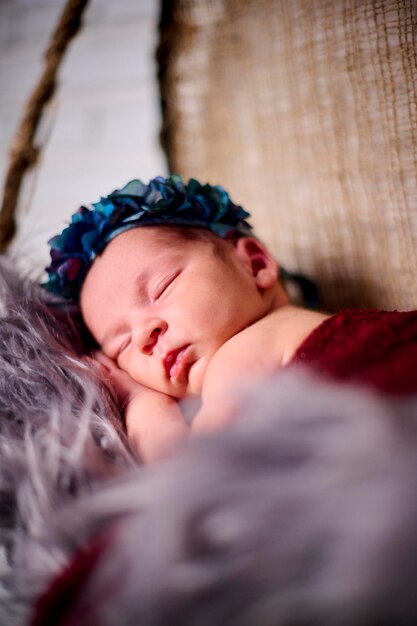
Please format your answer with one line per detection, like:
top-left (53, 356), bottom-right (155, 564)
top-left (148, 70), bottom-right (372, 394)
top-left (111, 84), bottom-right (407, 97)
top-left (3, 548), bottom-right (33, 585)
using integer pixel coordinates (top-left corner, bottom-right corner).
top-left (117, 337), bottom-right (131, 358)
top-left (154, 271), bottom-right (180, 300)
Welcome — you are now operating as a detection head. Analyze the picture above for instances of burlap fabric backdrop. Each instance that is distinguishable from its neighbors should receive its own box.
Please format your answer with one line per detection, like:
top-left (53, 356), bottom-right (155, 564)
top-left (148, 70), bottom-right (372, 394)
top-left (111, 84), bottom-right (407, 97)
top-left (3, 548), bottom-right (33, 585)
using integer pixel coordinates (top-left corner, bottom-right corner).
top-left (159, 0), bottom-right (417, 311)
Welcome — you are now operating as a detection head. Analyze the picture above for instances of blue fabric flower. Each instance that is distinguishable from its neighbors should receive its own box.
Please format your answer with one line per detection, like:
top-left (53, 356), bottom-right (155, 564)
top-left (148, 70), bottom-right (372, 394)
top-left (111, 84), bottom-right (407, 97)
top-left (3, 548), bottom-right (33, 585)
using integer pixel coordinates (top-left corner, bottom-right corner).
top-left (43, 175), bottom-right (252, 301)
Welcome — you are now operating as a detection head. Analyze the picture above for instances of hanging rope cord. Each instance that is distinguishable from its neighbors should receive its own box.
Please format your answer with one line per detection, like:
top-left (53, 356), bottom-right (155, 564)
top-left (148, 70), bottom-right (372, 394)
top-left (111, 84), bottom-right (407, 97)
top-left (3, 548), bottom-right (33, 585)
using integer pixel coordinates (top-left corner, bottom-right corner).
top-left (0, 0), bottom-right (90, 253)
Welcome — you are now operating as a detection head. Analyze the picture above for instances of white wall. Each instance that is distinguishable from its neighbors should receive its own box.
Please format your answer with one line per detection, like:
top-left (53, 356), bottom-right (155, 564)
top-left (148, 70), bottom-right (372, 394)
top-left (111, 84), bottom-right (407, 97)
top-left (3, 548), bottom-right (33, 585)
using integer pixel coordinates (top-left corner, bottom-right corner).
top-left (0, 0), bottom-right (167, 276)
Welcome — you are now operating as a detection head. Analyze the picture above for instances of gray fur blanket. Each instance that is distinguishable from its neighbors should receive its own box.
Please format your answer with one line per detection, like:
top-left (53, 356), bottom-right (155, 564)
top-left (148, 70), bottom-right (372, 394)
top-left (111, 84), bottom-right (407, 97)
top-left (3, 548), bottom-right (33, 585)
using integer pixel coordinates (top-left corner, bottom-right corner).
top-left (1, 262), bottom-right (417, 626)
top-left (0, 261), bottom-right (135, 623)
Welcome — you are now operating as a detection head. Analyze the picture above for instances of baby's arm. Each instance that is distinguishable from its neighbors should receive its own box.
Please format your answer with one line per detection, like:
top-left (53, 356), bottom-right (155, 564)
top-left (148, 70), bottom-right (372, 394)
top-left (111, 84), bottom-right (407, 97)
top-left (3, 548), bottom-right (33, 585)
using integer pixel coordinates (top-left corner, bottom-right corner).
top-left (192, 306), bottom-right (329, 433)
top-left (94, 352), bottom-right (188, 462)
top-left (192, 315), bottom-right (279, 433)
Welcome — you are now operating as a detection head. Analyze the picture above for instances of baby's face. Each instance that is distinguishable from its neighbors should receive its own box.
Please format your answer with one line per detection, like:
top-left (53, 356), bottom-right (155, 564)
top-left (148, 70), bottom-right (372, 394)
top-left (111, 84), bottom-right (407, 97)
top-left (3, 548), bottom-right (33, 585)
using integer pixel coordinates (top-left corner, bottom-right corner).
top-left (80, 227), bottom-right (274, 398)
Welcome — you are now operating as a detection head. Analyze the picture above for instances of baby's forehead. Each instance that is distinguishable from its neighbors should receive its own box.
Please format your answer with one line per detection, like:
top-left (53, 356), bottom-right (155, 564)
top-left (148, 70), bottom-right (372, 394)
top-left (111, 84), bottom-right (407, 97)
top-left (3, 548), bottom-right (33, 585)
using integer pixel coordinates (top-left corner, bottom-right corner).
top-left (89, 227), bottom-right (225, 280)
top-left (105, 226), bottom-right (184, 256)
top-left (110, 225), bottom-right (225, 258)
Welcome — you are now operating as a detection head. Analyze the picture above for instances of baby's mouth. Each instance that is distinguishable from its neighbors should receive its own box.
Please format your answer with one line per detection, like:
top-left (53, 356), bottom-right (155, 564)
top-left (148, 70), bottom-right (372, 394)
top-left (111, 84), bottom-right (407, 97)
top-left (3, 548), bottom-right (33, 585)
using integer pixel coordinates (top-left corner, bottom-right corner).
top-left (164, 345), bottom-right (191, 380)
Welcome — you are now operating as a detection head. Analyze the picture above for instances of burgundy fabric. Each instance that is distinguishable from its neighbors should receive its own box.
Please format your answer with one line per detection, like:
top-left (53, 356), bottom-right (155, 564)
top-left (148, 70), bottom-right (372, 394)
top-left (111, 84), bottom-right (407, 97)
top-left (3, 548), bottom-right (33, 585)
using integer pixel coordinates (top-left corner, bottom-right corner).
top-left (292, 309), bottom-right (417, 395)
top-left (31, 530), bottom-right (112, 626)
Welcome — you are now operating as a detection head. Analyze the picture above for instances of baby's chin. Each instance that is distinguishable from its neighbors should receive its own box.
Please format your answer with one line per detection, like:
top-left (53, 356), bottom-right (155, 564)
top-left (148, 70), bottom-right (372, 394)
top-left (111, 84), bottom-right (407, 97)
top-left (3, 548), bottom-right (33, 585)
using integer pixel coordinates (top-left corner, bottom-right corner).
top-left (185, 355), bottom-right (211, 397)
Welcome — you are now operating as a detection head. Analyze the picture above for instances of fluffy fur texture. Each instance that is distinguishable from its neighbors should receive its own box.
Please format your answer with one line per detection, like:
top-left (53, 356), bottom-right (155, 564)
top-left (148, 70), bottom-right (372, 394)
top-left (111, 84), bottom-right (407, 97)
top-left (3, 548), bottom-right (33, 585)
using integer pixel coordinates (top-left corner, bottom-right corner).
top-left (2, 261), bottom-right (417, 625)
top-left (25, 372), bottom-right (417, 626)
top-left (0, 260), bottom-right (136, 622)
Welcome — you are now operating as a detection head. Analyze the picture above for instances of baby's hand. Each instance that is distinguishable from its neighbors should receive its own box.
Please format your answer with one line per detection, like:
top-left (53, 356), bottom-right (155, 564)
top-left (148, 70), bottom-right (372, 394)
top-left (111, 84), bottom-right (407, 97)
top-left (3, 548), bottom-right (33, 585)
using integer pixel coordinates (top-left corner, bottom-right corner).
top-left (91, 351), bottom-right (189, 463)
top-left (92, 350), bottom-right (147, 408)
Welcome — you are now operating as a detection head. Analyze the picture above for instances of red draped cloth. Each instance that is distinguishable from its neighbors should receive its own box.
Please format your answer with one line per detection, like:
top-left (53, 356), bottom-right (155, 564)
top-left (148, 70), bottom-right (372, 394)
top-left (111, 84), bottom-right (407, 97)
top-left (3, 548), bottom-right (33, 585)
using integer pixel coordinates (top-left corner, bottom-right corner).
top-left (292, 309), bottom-right (417, 395)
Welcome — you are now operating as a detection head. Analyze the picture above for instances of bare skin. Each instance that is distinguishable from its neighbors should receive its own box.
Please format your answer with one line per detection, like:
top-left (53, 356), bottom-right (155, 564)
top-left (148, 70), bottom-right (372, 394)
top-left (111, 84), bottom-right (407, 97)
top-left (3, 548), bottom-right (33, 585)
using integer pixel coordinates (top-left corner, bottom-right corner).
top-left (95, 304), bottom-right (328, 462)
top-left (80, 227), bottom-right (329, 462)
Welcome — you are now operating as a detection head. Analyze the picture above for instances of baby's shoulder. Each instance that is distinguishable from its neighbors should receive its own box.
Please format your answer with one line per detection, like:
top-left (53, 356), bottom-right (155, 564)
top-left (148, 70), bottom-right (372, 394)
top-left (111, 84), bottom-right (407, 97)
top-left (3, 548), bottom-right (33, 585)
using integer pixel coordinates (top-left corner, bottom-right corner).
top-left (202, 310), bottom-right (288, 397)
top-left (202, 306), bottom-right (329, 399)
top-left (223, 305), bottom-right (330, 366)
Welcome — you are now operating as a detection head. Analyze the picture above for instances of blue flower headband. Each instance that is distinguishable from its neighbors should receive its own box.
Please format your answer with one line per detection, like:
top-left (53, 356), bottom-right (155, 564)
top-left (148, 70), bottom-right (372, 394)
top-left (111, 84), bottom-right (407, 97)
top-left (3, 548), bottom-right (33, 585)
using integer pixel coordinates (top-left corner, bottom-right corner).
top-left (43, 175), bottom-right (252, 301)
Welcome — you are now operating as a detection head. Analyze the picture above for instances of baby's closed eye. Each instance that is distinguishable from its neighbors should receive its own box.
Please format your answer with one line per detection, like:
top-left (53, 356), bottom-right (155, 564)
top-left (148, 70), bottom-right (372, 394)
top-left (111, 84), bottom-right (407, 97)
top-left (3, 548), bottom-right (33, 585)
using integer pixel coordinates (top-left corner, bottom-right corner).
top-left (152, 270), bottom-right (180, 301)
top-left (116, 336), bottom-right (132, 359)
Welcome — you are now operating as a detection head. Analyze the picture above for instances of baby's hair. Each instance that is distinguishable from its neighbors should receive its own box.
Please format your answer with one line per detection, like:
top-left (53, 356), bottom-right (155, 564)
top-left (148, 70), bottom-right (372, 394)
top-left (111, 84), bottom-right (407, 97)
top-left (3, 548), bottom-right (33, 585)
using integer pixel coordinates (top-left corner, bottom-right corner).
top-left (142, 223), bottom-right (241, 260)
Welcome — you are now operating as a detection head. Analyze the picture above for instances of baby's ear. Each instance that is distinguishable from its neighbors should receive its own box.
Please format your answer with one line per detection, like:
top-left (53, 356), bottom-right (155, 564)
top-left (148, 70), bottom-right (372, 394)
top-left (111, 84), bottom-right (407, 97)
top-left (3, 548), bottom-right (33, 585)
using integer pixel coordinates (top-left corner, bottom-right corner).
top-left (234, 237), bottom-right (278, 290)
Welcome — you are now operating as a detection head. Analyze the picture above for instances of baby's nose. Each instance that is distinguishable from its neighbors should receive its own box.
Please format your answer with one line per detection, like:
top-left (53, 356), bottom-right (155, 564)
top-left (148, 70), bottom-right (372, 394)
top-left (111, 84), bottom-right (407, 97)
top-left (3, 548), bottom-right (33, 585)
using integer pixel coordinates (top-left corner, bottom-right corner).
top-left (142, 327), bottom-right (162, 354)
top-left (138, 320), bottom-right (167, 355)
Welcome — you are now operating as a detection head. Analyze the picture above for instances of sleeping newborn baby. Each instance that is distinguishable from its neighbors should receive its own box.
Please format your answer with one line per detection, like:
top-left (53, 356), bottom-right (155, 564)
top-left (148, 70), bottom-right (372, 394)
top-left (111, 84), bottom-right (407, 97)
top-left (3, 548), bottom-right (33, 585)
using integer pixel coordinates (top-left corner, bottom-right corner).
top-left (44, 176), bottom-right (417, 462)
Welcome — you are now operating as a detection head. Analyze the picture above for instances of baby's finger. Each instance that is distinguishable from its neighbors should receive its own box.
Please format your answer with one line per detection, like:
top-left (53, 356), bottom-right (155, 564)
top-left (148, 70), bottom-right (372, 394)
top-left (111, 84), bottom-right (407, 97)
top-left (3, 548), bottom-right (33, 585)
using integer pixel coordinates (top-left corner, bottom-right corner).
top-left (93, 350), bottom-right (115, 372)
top-left (84, 354), bottom-right (111, 379)
top-left (92, 350), bottom-right (146, 405)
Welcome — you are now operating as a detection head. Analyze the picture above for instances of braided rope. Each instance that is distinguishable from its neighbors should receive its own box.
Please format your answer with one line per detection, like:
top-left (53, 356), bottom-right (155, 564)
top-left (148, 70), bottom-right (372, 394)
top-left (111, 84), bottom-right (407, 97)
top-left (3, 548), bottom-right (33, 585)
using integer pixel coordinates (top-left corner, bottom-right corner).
top-left (0, 0), bottom-right (90, 252)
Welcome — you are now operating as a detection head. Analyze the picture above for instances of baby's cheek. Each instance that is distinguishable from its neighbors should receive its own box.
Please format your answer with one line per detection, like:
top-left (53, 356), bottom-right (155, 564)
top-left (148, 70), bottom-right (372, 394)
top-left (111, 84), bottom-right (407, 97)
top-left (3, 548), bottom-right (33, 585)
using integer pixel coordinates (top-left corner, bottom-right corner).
top-left (118, 354), bottom-right (143, 385)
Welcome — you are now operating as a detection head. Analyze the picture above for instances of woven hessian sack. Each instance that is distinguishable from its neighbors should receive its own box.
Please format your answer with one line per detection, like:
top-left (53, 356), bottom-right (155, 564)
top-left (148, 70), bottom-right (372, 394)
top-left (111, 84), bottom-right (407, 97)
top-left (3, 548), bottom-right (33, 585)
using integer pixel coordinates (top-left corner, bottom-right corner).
top-left (159, 0), bottom-right (417, 311)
